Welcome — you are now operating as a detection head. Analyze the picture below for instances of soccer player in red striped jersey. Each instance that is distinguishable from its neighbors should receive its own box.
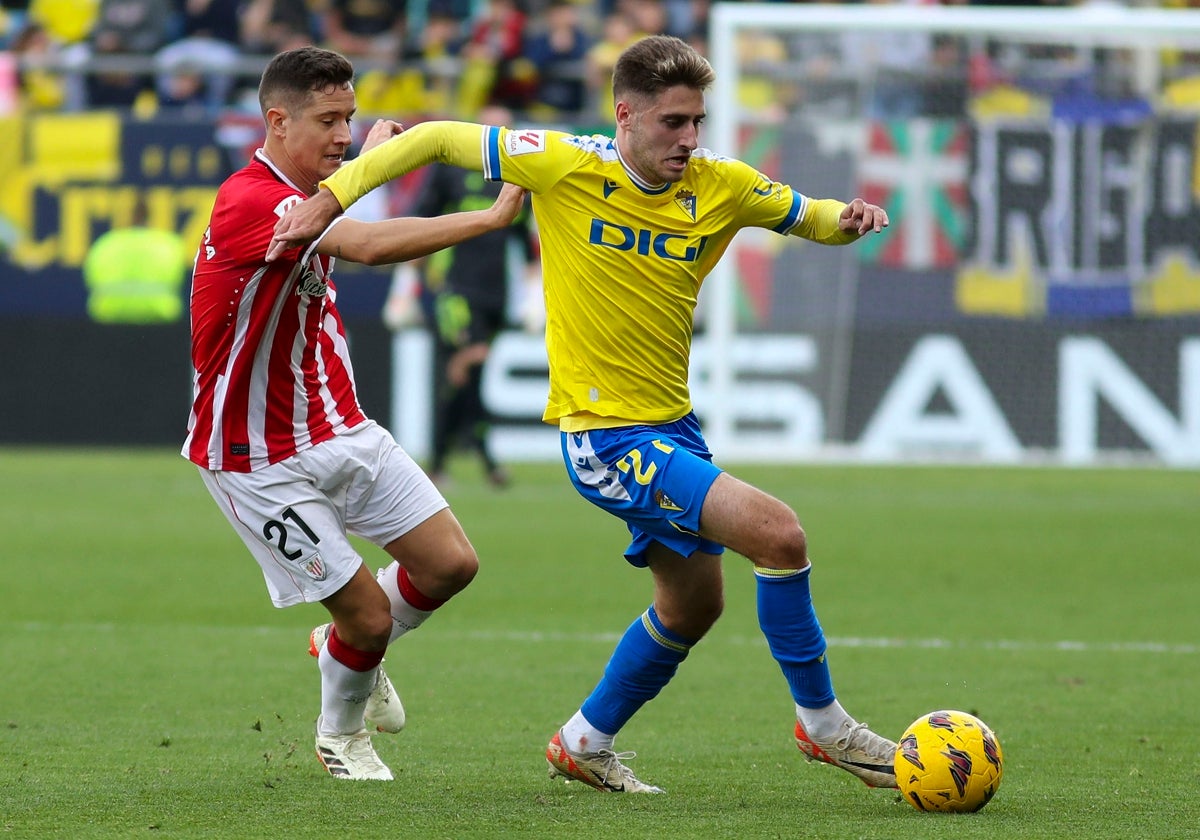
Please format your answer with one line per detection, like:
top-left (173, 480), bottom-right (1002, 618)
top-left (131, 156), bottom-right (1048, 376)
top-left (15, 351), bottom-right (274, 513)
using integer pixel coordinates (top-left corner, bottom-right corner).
top-left (183, 46), bottom-right (527, 780)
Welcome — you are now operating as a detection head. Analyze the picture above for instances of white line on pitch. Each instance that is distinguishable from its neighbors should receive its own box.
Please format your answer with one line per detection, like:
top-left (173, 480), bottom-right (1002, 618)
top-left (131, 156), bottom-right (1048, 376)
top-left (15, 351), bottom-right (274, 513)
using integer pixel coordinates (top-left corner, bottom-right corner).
top-left (440, 630), bottom-right (1199, 655)
top-left (11, 623), bottom-right (1196, 654)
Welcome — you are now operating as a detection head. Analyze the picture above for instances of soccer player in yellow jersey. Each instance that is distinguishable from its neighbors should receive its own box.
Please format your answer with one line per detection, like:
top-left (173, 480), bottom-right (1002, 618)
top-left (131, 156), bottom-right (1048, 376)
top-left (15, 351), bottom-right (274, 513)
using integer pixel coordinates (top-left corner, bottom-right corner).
top-left (270, 35), bottom-right (898, 793)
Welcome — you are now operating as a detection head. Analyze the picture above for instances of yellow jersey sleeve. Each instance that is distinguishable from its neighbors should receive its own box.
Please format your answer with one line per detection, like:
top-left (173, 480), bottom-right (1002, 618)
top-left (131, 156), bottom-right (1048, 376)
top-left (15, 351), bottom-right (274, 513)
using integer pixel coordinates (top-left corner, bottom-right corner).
top-left (321, 121), bottom-right (498, 208)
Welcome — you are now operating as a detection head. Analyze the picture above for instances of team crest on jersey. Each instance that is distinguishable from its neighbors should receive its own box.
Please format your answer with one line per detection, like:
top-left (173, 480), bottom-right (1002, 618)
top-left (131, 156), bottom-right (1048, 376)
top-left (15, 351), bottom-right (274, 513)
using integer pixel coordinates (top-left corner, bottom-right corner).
top-left (299, 553), bottom-right (327, 581)
top-left (674, 189), bottom-right (697, 220)
top-left (505, 129), bottom-right (546, 156)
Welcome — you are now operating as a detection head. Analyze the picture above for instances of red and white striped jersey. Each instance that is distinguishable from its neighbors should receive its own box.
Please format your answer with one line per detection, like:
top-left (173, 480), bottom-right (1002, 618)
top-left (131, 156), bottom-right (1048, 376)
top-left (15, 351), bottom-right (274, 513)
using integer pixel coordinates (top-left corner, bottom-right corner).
top-left (183, 150), bottom-right (366, 472)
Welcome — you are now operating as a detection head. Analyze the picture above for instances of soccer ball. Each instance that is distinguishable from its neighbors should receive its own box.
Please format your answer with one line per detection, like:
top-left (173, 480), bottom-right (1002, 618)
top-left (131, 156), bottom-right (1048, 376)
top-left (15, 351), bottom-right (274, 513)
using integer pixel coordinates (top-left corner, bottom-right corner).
top-left (894, 710), bottom-right (1003, 813)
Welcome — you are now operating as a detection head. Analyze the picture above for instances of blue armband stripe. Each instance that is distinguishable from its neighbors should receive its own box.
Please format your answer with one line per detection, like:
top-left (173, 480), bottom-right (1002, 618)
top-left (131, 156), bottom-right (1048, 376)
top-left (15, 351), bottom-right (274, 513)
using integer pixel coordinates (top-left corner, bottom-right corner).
top-left (483, 126), bottom-right (502, 180)
top-left (772, 192), bottom-right (805, 235)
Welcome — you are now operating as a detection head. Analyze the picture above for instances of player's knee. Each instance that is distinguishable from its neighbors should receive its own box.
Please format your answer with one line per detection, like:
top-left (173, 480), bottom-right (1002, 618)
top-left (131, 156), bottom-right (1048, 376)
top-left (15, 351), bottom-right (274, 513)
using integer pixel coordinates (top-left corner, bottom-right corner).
top-left (437, 545), bottom-right (479, 596)
top-left (338, 607), bottom-right (393, 650)
top-left (787, 521), bottom-right (808, 564)
top-left (762, 518), bottom-right (808, 570)
top-left (362, 610), bottom-right (395, 649)
top-left (657, 590), bottom-right (723, 639)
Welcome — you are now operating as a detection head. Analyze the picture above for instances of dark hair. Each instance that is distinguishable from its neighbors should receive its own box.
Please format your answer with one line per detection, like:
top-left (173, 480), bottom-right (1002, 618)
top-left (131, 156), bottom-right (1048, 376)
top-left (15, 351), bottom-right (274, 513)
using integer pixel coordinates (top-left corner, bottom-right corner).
top-left (612, 35), bottom-right (715, 101)
top-left (258, 47), bottom-right (355, 116)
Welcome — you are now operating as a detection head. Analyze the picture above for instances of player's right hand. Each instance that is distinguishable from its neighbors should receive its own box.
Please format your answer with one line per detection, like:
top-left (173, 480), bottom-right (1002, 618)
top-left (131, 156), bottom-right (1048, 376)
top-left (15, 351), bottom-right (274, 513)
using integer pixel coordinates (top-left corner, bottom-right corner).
top-left (361, 119), bottom-right (404, 154)
top-left (266, 188), bottom-right (343, 261)
top-left (839, 198), bottom-right (889, 236)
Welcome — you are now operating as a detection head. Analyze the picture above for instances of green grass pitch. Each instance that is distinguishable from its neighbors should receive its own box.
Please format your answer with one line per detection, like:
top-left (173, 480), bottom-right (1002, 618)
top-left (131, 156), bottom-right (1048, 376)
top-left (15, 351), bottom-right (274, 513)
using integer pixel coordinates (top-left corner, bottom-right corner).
top-left (1, 448), bottom-right (1197, 838)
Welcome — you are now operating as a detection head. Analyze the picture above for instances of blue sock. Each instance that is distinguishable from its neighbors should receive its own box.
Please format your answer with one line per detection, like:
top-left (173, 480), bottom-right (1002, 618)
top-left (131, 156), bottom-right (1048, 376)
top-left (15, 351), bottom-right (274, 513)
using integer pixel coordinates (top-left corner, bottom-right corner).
top-left (579, 606), bottom-right (695, 735)
top-left (756, 566), bottom-right (835, 707)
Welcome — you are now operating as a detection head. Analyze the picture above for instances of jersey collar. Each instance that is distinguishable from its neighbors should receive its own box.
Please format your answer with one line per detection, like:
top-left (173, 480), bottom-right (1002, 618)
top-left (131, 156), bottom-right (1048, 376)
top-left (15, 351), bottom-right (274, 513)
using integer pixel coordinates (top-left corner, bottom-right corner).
top-left (254, 149), bottom-right (307, 194)
top-left (613, 141), bottom-right (674, 196)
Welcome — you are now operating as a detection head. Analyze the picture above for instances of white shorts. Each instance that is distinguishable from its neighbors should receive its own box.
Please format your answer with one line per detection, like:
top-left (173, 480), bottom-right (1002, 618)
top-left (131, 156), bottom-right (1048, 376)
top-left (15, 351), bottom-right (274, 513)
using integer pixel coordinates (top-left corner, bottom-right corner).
top-left (198, 421), bottom-right (447, 608)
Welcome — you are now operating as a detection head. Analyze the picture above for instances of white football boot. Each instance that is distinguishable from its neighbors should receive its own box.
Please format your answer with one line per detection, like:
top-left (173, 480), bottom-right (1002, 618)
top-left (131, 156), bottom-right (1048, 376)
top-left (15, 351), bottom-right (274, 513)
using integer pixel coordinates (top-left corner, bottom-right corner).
top-left (795, 719), bottom-right (899, 788)
top-left (546, 730), bottom-right (665, 793)
top-left (314, 720), bottom-right (394, 781)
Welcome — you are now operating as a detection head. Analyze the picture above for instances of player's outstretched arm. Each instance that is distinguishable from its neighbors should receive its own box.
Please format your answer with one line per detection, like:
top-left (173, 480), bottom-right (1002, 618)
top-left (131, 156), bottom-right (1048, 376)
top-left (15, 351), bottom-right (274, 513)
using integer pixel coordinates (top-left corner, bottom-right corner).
top-left (268, 121), bottom-right (491, 261)
top-left (316, 183), bottom-right (529, 266)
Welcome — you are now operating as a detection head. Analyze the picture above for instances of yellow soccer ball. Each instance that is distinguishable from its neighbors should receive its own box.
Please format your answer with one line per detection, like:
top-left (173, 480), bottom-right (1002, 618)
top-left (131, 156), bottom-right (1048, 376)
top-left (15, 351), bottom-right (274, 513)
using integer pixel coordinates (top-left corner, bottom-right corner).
top-left (894, 710), bottom-right (1004, 813)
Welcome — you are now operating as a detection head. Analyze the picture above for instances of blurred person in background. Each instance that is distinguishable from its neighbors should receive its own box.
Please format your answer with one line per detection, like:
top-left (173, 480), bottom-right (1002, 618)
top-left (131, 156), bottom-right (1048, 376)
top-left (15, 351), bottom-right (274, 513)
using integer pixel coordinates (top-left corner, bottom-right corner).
top-left (522, 0), bottom-right (592, 121)
top-left (585, 9), bottom-right (637, 122)
top-left (24, 0), bottom-right (102, 110)
top-left (154, 0), bottom-right (244, 113)
top-left (7, 21), bottom-right (69, 109)
top-left (356, 0), bottom-right (466, 116)
top-left (398, 103), bottom-right (539, 488)
top-left (321, 0), bottom-right (408, 114)
top-left (71, 0), bottom-right (172, 109)
top-left (240, 0), bottom-right (319, 55)
top-left (459, 0), bottom-right (531, 114)
top-left (82, 194), bottom-right (189, 324)
top-left (320, 0), bottom-right (406, 62)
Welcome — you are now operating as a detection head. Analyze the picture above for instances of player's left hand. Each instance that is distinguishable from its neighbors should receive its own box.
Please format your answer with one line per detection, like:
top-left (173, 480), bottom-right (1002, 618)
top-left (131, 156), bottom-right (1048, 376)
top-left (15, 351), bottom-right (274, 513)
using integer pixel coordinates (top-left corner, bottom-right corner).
top-left (361, 119), bottom-right (404, 154)
top-left (489, 182), bottom-right (530, 227)
top-left (839, 198), bottom-right (889, 236)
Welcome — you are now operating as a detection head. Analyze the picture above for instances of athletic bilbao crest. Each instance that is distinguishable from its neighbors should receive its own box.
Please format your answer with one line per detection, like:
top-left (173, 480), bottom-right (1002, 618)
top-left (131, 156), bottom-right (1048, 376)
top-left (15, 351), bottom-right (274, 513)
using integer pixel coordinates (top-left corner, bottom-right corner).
top-left (300, 553), bottom-right (327, 581)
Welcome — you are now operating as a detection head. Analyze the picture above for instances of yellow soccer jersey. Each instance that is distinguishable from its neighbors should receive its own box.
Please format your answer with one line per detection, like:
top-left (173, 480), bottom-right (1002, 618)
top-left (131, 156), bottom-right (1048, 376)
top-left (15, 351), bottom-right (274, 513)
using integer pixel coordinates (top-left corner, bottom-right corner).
top-left (322, 121), bottom-right (858, 428)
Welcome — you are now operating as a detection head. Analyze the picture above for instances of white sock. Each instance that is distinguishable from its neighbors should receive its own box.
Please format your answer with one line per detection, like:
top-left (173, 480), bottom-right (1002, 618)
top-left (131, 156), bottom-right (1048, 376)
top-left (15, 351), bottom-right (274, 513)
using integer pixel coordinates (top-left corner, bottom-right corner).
top-left (561, 710), bottom-right (614, 754)
top-left (796, 699), bottom-right (852, 743)
top-left (317, 644), bottom-right (377, 736)
top-left (377, 561), bottom-right (437, 644)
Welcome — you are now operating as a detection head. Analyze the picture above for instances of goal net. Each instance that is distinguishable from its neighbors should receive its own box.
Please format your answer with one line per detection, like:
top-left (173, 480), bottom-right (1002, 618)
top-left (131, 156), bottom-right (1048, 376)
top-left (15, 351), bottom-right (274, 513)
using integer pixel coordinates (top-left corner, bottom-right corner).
top-left (702, 3), bottom-right (1200, 466)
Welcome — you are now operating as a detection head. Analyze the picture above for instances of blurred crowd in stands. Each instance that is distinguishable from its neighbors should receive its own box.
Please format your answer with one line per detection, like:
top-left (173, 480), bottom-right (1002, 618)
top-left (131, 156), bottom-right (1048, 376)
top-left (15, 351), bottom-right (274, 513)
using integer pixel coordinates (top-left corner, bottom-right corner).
top-left (1, 0), bottom-right (1199, 124)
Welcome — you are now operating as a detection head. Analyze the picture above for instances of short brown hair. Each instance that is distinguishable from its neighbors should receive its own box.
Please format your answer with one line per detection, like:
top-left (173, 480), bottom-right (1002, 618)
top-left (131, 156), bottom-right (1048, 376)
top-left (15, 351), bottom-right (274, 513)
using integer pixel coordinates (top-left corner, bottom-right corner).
top-left (258, 47), bottom-right (354, 117)
top-left (612, 35), bottom-right (715, 101)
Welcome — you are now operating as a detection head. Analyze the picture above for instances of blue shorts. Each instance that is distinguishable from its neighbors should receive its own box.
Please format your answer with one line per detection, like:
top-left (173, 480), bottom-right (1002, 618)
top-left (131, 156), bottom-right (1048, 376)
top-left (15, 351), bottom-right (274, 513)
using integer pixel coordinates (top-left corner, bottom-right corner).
top-left (561, 412), bottom-right (725, 567)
